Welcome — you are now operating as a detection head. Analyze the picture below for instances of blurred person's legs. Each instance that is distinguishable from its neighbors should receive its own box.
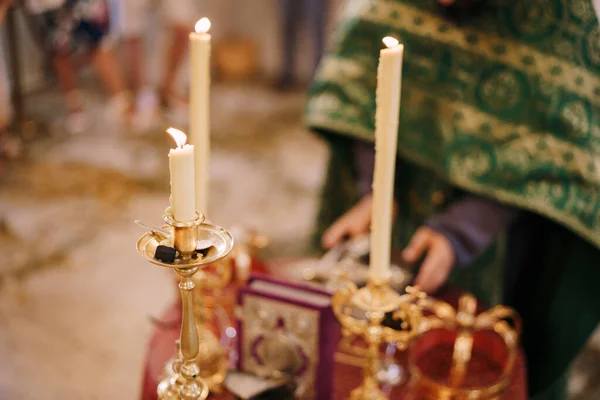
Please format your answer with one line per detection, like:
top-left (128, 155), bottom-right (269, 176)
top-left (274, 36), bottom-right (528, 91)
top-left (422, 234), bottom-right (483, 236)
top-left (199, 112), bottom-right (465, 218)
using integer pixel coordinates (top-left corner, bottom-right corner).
top-left (121, 0), bottom-right (195, 129)
top-left (42, 0), bottom-right (131, 133)
top-left (93, 45), bottom-right (128, 98)
top-left (53, 50), bottom-right (130, 135)
top-left (307, 0), bottom-right (328, 78)
top-left (277, 0), bottom-right (299, 88)
top-left (92, 44), bottom-right (131, 127)
top-left (277, 0), bottom-right (327, 88)
top-left (159, 23), bottom-right (189, 107)
top-left (121, 0), bottom-right (158, 131)
top-left (158, 0), bottom-right (196, 124)
top-left (0, 33), bottom-right (20, 161)
top-left (51, 54), bottom-right (88, 134)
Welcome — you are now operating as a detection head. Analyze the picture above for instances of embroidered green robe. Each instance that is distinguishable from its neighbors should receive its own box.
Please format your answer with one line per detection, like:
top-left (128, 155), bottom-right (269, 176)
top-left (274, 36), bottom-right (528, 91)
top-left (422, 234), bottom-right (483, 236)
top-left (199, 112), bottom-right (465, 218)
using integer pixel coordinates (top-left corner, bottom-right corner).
top-left (305, 0), bottom-right (600, 397)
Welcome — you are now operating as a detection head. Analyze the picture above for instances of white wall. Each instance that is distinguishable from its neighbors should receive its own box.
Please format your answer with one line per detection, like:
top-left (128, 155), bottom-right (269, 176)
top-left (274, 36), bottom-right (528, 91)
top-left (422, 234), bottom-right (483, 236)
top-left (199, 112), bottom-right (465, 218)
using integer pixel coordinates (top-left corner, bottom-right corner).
top-left (197, 0), bottom-right (343, 80)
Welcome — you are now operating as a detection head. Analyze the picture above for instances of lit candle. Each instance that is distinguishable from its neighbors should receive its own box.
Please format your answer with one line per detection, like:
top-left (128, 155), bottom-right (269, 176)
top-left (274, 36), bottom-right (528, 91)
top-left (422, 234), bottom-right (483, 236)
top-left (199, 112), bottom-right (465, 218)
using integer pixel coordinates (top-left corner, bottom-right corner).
top-left (369, 37), bottom-right (404, 283)
top-left (167, 128), bottom-right (196, 223)
top-left (189, 17), bottom-right (211, 214)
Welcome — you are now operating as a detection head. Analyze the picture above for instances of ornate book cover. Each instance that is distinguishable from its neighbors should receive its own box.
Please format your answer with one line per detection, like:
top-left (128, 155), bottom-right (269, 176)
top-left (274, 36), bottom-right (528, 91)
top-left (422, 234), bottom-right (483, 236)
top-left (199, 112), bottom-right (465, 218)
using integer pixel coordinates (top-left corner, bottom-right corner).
top-left (236, 275), bottom-right (340, 400)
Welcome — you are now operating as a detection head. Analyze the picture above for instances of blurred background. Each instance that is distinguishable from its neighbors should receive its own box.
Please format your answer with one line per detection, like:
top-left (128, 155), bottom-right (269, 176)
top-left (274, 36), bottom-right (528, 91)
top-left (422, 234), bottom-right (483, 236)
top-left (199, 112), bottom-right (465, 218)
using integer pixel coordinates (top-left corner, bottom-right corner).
top-left (0, 0), bottom-right (598, 399)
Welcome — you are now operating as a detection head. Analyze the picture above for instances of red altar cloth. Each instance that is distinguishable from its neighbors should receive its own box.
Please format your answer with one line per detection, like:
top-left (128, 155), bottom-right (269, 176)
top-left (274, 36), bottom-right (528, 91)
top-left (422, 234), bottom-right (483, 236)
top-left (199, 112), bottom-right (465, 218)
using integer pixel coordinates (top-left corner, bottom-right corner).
top-left (140, 260), bottom-right (528, 399)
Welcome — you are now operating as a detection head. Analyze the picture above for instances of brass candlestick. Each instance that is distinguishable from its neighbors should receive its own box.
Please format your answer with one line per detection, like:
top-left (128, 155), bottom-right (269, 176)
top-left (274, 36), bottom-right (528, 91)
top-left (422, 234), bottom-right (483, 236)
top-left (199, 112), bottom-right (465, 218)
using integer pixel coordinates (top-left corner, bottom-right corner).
top-left (137, 208), bottom-right (234, 400)
top-left (158, 227), bottom-right (268, 395)
top-left (332, 279), bottom-right (423, 400)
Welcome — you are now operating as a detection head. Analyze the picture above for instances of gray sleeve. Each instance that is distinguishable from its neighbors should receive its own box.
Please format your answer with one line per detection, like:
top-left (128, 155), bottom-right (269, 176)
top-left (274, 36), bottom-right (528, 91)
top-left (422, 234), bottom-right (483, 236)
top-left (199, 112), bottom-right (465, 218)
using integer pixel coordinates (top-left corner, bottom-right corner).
top-left (426, 195), bottom-right (521, 267)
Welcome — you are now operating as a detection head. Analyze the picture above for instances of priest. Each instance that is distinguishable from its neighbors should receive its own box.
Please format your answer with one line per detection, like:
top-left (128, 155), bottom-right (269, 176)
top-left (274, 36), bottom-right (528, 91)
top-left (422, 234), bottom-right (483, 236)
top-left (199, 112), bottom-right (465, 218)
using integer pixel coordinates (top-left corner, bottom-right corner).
top-left (306, 0), bottom-right (600, 398)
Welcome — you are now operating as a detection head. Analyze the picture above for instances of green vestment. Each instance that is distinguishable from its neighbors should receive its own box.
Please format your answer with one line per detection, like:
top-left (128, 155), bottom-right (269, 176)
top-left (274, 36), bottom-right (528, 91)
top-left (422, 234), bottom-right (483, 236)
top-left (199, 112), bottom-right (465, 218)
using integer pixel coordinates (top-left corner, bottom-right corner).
top-left (305, 0), bottom-right (600, 397)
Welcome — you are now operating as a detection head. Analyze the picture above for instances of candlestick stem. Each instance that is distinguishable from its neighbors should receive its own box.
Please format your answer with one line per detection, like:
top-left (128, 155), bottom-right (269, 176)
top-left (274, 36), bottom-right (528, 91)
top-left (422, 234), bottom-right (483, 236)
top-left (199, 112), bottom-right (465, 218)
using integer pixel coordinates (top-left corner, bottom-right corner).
top-left (176, 267), bottom-right (204, 400)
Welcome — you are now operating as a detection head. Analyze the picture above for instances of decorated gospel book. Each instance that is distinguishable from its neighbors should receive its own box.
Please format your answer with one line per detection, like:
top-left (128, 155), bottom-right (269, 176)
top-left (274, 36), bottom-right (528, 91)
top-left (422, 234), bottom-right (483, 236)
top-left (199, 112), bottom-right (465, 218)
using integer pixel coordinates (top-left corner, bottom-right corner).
top-left (236, 275), bottom-right (340, 400)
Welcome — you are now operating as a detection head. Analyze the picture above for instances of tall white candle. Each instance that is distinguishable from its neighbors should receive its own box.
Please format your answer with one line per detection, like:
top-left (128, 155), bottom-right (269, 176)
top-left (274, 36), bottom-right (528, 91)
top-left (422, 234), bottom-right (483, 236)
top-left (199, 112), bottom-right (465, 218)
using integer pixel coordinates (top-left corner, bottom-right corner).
top-left (189, 17), bottom-right (211, 214)
top-left (167, 128), bottom-right (196, 223)
top-left (369, 37), bottom-right (404, 283)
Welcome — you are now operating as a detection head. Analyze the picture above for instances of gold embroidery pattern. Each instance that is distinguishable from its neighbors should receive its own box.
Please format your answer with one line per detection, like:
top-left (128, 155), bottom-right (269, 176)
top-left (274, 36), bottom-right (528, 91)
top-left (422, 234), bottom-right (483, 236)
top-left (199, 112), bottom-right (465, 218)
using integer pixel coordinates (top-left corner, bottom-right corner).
top-left (362, 1), bottom-right (600, 106)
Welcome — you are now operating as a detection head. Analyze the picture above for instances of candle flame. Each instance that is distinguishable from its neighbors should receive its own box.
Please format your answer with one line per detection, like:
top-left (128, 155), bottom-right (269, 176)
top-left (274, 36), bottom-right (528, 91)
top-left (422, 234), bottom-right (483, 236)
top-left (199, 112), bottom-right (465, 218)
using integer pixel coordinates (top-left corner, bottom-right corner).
top-left (195, 17), bottom-right (211, 34)
top-left (167, 128), bottom-right (187, 148)
top-left (382, 36), bottom-right (400, 48)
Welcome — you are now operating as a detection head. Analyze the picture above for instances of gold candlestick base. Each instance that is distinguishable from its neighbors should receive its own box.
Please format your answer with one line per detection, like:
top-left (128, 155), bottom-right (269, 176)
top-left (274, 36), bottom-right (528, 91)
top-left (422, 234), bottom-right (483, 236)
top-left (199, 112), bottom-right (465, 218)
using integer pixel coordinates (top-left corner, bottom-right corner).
top-left (137, 208), bottom-right (234, 400)
top-left (332, 279), bottom-right (424, 400)
top-left (161, 319), bottom-right (228, 395)
top-left (194, 318), bottom-right (228, 393)
top-left (158, 346), bottom-right (205, 400)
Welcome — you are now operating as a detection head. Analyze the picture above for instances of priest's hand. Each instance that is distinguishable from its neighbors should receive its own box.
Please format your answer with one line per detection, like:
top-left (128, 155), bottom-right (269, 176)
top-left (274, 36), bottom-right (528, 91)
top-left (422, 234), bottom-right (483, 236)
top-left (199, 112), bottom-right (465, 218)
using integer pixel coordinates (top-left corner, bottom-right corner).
top-left (322, 195), bottom-right (374, 249)
top-left (403, 227), bottom-right (456, 294)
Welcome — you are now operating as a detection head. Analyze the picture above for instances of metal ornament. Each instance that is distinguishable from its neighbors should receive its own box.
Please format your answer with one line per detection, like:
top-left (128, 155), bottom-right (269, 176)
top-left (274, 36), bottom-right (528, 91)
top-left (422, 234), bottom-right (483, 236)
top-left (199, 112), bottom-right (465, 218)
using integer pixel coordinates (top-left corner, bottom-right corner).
top-left (332, 278), bottom-right (424, 400)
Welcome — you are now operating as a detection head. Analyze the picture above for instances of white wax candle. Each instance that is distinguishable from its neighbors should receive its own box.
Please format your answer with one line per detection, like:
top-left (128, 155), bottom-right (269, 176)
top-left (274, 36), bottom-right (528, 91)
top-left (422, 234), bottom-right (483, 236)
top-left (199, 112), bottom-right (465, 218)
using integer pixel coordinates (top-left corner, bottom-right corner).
top-left (167, 128), bottom-right (196, 222)
top-left (369, 37), bottom-right (404, 283)
top-left (189, 17), bottom-right (211, 214)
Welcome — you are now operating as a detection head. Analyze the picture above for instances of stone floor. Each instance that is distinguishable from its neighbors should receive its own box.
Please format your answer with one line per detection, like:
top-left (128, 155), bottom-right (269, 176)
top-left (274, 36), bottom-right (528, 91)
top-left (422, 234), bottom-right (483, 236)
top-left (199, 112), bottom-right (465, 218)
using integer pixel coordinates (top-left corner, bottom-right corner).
top-left (0, 82), bottom-right (598, 399)
top-left (0, 83), bottom-right (327, 399)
